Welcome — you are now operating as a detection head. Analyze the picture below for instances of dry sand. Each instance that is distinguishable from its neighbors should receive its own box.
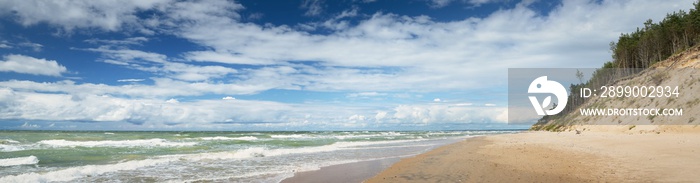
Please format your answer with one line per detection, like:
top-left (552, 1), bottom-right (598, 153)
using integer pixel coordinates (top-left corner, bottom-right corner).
top-left (367, 129), bottom-right (700, 182)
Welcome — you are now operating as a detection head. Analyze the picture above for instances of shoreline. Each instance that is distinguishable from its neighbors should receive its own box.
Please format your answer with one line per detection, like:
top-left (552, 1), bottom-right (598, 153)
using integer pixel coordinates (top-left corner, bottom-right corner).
top-left (280, 157), bottom-right (402, 183)
top-left (365, 130), bottom-right (700, 182)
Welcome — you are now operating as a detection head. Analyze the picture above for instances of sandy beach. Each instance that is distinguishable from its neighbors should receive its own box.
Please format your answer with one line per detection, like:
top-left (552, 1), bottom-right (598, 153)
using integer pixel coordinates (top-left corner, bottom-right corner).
top-left (363, 128), bottom-right (700, 182)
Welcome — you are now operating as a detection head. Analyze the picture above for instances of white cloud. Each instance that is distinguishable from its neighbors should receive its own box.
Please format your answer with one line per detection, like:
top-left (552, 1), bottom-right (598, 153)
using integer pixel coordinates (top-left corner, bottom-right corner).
top-left (85, 46), bottom-right (167, 63)
top-left (336, 7), bottom-right (359, 19)
top-left (20, 122), bottom-right (39, 128)
top-left (453, 103), bottom-right (473, 106)
top-left (374, 111), bottom-right (387, 120)
top-left (347, 92), bottom-right (386, 98)
top-left (301, 0), bottom-right (324, 16)
top-left (18, 42), bottom-right (43, 52)
top-left (467, 0), bottom-right (503, 7)
top-left (162, 63), bottom-right (238, 81)
top-left (161, 0), bottom-right (695, 94)
top-left (389, 104), bottom-right (506, 124)
top-left (429, 0), bottom-right (454, 8)
top-left (85, 37), bottom-right (149, 45)
top-left (433, 98), bottom-right (441, 102)
top-left (0, 0), bottom-right (172, 32)
top-left (0, 54), bottom-right (67, 76)
top-left (0, 40), bottom-right (43, 51)
top-left (0, 41), bottom-right (12, 48)
top-left (85, 47), bottom-right (238, 81)
top-left (117, 79), bottom-right (145, 82)
top-left (222, 96), bottom-right (235, 100)
top-left (0, 78), bottom-right (272, 99)
top-left (0, 87), bottom-right (381, 126)
top-left (185, 51), bottom-right (274, 65)
top-left (0, 87), bottom-right (506, 127)
top-left (247, 13), bottom-right (264, 21)
top-left (5, 0), bottom-right (690, 93)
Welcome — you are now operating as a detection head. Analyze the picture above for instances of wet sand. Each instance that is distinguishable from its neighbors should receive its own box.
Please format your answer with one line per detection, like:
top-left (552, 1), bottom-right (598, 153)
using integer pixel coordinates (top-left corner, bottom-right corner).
top-left (281, 158), bottom-right (400, 183)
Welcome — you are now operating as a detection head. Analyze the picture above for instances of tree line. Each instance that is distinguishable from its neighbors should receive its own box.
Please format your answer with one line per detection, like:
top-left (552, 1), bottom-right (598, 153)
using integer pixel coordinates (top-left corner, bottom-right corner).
top-left (532, 1), bottom-right (700, 130)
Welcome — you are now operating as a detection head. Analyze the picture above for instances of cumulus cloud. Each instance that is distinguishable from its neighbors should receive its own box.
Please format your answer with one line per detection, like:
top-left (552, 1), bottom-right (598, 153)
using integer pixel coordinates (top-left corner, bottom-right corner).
top-left (0, 87), bottom-right (506, 128)
top-left (117, 79), bottom-right (145, 82)
top-left (0, 0), bottom-right (171, 32)
top-left (0, 54), bottom-right (67, 76)
top-left (5, 0), bottom-right (692, 92)
top-left (389, 103), bottom-right (506, 124)
top-left (0, 87), bottom-right (383, 127)
top-left (163, 0), bottom-right (695, 93)
top-left (0, 78), bottom-right (273, 99)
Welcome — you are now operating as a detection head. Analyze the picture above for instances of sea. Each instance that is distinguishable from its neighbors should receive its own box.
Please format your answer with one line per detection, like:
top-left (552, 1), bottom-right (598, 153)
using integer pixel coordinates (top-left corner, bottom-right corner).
top-left (0, 130), bottom-right (521, 182)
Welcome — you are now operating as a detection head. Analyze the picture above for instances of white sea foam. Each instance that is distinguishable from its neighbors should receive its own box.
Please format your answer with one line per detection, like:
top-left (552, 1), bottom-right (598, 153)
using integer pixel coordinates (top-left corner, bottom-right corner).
top-left (0, 147), bottom-right (277, 183)
top-left (104, 132), bottom-right (115, 135)
top-left (38, 139), bottom-right (196, 148)
top-left (333, 132), bottom-right (404, 140)
top-left (0, 156), bottom-right (39, 167)
top-left (1, 139), bottom-right (20, 144)
top-left (199, 136), bottom-right (258, 141)
top-left (0, 137), bottom-right (449, 182)
top-left (182, 138), bottom-right (428, 162)
top-left (0, 157), bottom-right (174, 183)
top-left (270, 134), bottom-right (308, 139)
top-left (0, 144), bottom-right (25, 152)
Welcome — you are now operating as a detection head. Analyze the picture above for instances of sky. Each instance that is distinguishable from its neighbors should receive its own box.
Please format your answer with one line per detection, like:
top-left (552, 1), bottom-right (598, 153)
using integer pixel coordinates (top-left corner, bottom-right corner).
top-left (0, 0), bottom-right (695, 131)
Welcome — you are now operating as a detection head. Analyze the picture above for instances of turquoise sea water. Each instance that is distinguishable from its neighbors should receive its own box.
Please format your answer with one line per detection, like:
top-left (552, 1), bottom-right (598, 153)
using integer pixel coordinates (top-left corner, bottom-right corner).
top-left (0, 130), bottom-right (521, 182)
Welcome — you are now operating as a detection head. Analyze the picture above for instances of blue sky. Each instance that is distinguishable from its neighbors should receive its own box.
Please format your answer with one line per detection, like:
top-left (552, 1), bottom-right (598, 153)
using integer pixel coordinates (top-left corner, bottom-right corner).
top-left (0, 0), bottom-right (694, 130)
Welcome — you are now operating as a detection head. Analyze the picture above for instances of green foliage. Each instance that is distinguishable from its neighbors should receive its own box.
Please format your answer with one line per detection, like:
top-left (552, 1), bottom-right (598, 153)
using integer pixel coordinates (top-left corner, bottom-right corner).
top-left (611, 4), bottom-right (700, 69)
top-left (533, 1), bottom-right (700, 131)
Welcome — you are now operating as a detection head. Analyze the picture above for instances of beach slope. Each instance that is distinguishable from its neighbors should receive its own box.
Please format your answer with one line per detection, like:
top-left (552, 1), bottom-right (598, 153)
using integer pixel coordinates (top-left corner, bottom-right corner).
top-left (366, 130), bottom-right (700, 182)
